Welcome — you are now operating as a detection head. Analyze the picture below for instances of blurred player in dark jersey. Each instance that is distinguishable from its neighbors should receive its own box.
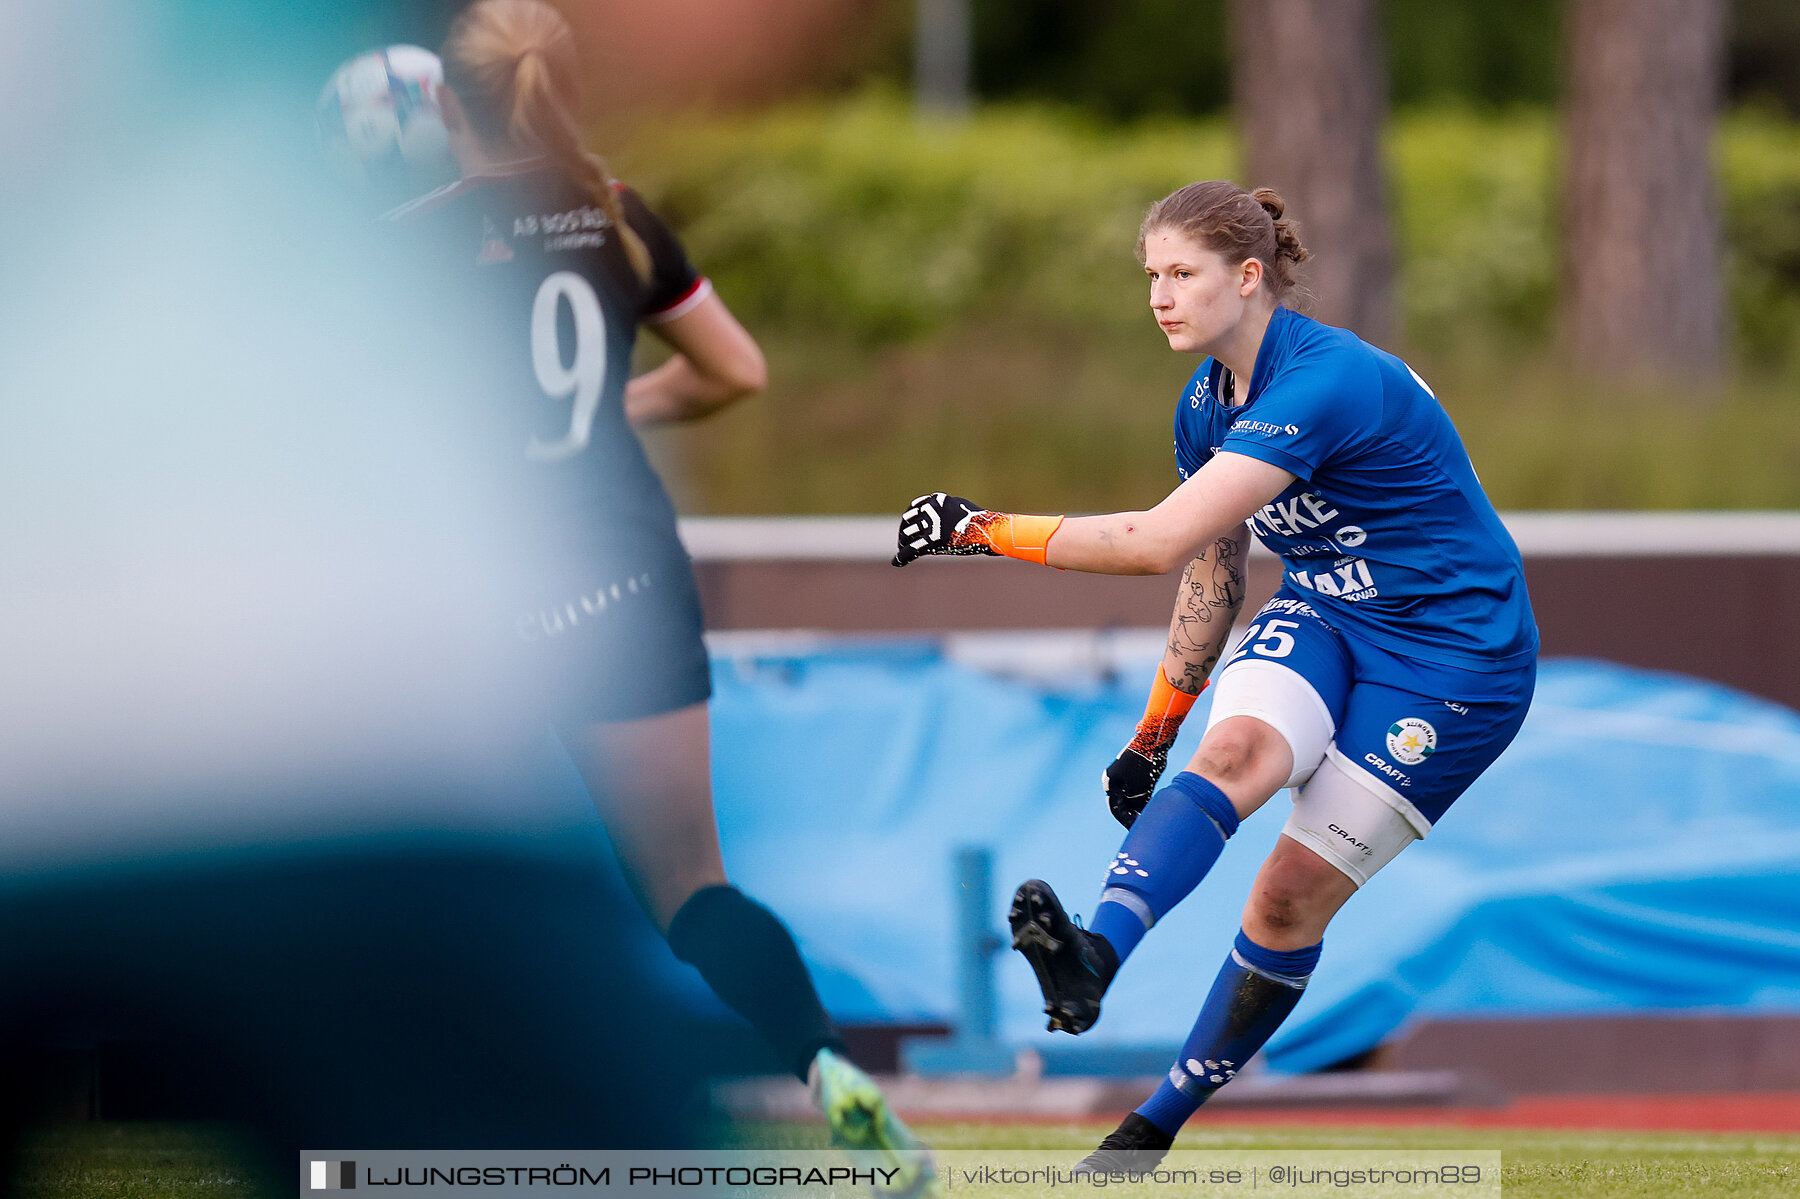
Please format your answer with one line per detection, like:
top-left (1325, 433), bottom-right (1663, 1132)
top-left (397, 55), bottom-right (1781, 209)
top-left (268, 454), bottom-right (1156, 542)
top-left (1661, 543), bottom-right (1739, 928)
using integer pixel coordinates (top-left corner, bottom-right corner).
top-left (0, 0), bottom-right (722, 1180)
top-left (389, 2), bottom-right (934, 1180)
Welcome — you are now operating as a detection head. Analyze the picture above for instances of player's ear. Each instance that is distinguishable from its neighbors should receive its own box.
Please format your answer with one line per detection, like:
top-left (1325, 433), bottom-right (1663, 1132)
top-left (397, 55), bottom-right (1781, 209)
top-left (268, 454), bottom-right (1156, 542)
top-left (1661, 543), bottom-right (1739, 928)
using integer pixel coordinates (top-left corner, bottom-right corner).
top-left (1238, 257), bottom-right (1263, 298)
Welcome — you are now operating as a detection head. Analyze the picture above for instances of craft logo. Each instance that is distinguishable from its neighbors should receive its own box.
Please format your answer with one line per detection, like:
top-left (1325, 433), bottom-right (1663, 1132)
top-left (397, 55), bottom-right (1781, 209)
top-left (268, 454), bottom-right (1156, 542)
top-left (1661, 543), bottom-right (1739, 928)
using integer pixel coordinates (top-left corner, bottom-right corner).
top-left (1328, 822), bottom-right (1374, 856)
top-left (309, 1161), bottom-right (356, 1189)
top-left (1386, 718), bottom-right (1438, 766)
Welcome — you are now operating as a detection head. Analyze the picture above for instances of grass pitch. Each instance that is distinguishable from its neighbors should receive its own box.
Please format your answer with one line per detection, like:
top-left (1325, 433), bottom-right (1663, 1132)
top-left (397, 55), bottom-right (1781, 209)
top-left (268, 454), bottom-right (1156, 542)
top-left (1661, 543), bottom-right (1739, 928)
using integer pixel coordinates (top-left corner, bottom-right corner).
top-left (730, 1119), bottom-right (1800, 1199)
top-left (8, 1124), bottom-right (281, 1199)
top-left (935, 1122), bottom-right (1800, 1199)
top-left (7, 1120), bottom-right (1799, 1198)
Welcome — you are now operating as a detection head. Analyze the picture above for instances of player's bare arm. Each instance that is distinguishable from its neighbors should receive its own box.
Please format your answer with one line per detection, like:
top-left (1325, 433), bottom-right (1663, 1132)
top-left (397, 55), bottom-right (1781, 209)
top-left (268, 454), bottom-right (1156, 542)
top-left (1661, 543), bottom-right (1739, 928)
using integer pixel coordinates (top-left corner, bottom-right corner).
top-left (624, 293), bottom-right (766, 426)
top-left (894, 452), bottom-right (1291, 576)
top-left (1048, 455), bottom-right (1290, 574)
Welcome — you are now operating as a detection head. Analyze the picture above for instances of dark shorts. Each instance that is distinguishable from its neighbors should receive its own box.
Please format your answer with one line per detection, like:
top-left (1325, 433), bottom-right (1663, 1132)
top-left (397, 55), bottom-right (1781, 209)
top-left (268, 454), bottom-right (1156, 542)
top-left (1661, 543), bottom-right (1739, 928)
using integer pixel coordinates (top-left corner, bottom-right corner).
top-left (516, 547), bottom-right (713, 729)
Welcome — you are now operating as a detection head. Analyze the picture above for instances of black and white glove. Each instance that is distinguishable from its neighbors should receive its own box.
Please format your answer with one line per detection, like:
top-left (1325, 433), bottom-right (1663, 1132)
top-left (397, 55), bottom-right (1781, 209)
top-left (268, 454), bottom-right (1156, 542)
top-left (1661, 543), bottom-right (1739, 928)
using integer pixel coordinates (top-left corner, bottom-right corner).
top-left (1103, 746), bottom-right (1168, 829)
top-left (892, 492), bottom-right (994, 567)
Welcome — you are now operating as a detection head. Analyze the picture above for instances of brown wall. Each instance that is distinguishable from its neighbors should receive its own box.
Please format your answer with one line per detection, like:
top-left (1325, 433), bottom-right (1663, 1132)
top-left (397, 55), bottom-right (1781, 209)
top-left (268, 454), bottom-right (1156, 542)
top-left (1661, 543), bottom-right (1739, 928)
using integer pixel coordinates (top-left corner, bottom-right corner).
top-left (1382, 1014), bottom-right (1800, 1092)
top-left (1524, 555), bottom-right (1800, 710)
top-left (694, 553), bottom-right (1800, 712)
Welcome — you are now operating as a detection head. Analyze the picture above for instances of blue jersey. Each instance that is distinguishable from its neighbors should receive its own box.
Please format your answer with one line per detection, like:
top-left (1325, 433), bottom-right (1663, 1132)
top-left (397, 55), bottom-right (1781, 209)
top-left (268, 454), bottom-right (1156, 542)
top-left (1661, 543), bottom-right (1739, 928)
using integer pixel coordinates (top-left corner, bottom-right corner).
top-left (1174, 307), bottom-right (1537, 679)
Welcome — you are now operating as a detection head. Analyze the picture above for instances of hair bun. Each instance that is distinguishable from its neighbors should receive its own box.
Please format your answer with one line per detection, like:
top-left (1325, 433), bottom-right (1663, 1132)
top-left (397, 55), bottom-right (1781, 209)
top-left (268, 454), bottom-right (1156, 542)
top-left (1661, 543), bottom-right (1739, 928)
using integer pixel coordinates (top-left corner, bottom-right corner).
top-left (1249, 186), bottom-right (1308, 265)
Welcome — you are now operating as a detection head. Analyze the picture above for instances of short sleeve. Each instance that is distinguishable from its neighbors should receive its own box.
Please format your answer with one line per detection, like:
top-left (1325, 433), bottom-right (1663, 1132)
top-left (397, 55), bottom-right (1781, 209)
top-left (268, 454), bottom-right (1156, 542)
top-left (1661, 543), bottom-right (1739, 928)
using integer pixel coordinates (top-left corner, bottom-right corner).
top-left (618, 185), bottom-right (710, 322)
top-left (1220, 351), bottom-right (1378, 481)
top-left (1172, 363), bottom-right (1211, 481)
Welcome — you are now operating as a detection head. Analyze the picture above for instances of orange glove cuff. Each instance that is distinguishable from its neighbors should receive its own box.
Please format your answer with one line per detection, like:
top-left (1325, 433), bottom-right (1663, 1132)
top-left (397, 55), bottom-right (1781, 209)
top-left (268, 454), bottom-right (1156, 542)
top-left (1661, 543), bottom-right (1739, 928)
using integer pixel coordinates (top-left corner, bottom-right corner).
top-left (961, 512), bottom-right (1066, 565)
top-left (1127, 668), bottom-right (1205, 756)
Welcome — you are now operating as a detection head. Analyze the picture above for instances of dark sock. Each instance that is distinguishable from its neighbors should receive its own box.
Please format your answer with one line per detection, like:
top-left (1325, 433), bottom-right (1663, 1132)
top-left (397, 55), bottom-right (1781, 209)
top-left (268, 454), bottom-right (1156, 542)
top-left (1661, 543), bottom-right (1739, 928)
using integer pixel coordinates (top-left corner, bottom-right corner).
top-left (666, 885), bottom-right (845, 1082)
top-left (1135, 930), bottom-right (1322, 1136)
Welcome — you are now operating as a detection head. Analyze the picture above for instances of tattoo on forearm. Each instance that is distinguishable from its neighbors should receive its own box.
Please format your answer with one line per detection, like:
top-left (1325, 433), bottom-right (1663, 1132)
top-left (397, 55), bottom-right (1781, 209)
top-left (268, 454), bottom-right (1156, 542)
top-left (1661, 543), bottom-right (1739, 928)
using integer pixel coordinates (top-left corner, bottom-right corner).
top-left (1211, 537), bottom-right (1246, 610)
top-left (1179, 568), bottom-right (1214, 624)
top-left (1162, 538), bottom-right (1246, 693)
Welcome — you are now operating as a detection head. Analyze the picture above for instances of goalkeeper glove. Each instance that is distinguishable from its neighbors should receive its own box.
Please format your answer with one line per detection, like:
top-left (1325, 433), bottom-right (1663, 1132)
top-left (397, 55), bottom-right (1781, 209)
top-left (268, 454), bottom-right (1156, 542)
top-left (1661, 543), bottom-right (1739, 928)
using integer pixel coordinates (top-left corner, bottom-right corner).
top-left (1104, 668), bottom-right (1206, 828)
top-left (892, 492), bottom-right (1064, 567)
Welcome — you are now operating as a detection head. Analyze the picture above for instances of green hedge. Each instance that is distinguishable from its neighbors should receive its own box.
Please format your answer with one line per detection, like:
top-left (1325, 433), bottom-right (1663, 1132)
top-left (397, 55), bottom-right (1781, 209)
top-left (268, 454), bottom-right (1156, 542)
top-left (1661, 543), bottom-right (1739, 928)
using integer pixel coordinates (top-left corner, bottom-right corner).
top-left (624, 90), bottom-right (1229, 345)
top-left (623, 92), bottom-right (1800, 362)
top-left (612, 93), bottom-right (1800, 512)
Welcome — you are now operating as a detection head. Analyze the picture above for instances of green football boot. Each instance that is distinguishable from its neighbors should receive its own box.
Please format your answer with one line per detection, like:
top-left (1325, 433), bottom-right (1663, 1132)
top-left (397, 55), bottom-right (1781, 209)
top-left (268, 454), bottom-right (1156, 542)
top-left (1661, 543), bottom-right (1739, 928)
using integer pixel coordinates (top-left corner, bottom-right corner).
top-left (809, 1048), bottom-right (942, 1197)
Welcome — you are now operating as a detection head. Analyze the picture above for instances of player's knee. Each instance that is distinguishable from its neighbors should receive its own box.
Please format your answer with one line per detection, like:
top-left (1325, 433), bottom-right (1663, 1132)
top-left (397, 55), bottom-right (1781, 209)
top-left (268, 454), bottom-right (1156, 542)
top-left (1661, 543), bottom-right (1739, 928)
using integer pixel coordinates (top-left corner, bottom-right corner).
top-left (1248, 865), bottom-right (1322, 924)
top-left (1246, 853), bottom-right (1344, 933)
top-left (1191, 718), bottom-right (1289, 791)
top-left (1249, 887), bottom-right (1305, 933)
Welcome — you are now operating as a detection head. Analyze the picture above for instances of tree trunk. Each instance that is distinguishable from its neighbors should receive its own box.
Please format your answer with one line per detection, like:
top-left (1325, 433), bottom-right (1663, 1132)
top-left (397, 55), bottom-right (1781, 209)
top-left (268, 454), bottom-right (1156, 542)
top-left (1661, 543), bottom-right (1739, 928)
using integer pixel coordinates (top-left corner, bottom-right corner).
top-left (1231, 0), bottom-right (1396, 344)
top-left (1564, 0), bottom-right (1726, 382)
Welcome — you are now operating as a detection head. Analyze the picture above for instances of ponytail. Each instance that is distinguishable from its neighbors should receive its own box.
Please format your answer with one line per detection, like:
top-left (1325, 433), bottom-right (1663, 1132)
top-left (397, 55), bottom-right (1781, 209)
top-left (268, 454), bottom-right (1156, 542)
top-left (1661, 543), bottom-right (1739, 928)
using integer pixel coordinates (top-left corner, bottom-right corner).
top-left (445, 0), bottom-right (651, 281)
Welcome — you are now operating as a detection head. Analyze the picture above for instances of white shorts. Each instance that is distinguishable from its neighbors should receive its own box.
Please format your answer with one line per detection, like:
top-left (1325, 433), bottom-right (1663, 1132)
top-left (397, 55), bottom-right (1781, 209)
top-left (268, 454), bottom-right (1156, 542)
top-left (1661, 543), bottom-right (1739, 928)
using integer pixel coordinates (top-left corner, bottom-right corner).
top-left (1205, 658), bottom-right (1422, 886)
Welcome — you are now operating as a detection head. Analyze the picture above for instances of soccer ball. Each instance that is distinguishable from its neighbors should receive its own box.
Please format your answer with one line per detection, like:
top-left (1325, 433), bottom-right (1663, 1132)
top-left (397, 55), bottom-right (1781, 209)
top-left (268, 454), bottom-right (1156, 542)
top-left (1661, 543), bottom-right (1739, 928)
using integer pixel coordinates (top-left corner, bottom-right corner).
top-left (316, 45), bottom-right (452, 183)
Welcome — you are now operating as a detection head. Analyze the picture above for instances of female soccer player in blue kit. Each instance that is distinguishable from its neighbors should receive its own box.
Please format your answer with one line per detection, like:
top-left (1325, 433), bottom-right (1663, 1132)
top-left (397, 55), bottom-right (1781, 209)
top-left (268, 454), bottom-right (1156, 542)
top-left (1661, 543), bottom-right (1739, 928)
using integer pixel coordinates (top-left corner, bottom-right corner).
top-left (895, 181), bottom-right (1538, 1171)
top-left (391, 2), bottom-right (933, 1175)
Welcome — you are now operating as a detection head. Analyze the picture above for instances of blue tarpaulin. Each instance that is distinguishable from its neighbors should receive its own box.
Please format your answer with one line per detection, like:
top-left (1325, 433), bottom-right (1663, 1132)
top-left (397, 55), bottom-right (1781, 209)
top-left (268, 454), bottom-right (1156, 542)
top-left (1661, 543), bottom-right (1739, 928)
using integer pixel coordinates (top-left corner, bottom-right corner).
top-left (707, 643), bottom-right (1800, 1073)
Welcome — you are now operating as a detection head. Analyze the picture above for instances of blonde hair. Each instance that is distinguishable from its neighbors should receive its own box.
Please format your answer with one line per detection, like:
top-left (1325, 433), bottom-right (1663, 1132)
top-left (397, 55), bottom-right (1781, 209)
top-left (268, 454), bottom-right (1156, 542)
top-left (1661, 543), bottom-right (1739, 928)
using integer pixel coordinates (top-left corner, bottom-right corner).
top-left (1138, 181), bottom-right (1310, 303)
top-left (443, 0), bottom-right (651, 280)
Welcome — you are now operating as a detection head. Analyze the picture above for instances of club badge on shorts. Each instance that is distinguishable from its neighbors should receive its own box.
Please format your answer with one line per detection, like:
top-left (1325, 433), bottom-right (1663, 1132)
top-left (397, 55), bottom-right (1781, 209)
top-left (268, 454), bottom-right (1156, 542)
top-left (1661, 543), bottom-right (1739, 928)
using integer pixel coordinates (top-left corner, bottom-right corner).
top-left (1386, 718), bottom-right (1438, 765)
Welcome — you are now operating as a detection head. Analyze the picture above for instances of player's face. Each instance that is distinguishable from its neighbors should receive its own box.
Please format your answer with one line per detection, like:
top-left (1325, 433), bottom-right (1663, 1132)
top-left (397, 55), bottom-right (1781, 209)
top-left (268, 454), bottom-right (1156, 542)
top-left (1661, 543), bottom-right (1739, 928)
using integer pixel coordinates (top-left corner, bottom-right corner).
top-left (1143, 230), bottom-right (1261, 355)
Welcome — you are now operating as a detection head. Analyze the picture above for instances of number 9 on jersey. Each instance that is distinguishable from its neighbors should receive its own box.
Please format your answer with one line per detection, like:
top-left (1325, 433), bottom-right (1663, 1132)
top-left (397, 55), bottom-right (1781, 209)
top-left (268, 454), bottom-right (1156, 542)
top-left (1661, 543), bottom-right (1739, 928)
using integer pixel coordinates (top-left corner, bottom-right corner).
top-left (527, 271), bottom-right (607, 461)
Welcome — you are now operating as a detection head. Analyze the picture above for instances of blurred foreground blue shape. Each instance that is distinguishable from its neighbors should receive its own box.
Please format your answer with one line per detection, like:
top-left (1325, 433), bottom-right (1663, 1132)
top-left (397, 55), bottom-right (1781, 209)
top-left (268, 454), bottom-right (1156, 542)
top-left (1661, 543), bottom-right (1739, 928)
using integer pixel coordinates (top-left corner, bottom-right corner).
top-left (708, 645), bottom-right (1800, 1073)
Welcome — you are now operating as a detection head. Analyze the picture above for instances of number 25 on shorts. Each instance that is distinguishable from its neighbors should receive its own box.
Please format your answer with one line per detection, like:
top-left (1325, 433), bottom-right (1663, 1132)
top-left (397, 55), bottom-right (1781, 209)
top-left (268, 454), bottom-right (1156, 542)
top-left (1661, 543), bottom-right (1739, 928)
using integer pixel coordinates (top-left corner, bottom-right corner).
top-left (1228, 618), bottom-right (1299, 665)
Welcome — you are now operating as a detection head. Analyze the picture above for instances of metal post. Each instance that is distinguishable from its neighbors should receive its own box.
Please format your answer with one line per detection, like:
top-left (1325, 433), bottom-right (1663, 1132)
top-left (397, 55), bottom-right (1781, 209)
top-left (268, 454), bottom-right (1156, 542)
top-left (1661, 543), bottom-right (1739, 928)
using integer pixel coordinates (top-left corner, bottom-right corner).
top-left (902, 844), bottom-right (1014, 1075)
top-left (954, 845), bottom-right (1002, 1041)
top-left (914, 0), bottom-right (971, 116)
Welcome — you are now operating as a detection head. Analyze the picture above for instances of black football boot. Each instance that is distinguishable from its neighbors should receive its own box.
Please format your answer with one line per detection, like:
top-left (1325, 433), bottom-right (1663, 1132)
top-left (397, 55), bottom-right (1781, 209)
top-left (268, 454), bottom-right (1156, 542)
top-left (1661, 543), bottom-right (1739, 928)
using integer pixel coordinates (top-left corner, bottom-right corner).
top-left (1008, 879), bottom-right (1116, 1034)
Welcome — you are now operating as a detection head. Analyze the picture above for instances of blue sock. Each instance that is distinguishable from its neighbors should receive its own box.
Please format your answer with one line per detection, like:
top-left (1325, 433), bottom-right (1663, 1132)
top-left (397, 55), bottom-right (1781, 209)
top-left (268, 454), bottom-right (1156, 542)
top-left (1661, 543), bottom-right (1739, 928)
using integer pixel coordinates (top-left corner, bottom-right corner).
top-left (1134, 931), bottom-right (1322, 1137)
top-left (1087, 772), bottom-right (1239, 966)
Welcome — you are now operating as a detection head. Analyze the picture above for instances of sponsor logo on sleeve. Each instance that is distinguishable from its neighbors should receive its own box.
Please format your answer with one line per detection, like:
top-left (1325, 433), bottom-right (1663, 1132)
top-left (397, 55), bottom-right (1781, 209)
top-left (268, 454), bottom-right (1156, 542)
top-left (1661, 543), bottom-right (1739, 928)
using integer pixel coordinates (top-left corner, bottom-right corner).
top-left (1232, 419), bottom-right (1300, 437)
